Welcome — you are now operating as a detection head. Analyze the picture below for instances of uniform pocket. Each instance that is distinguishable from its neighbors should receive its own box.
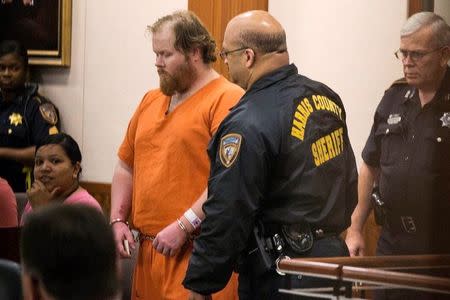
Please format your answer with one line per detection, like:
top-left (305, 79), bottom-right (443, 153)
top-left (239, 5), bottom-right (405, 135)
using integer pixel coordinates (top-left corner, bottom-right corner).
top-left (2, 124), bottom-right (28, 147)
top-left (375, 123), bottom-right (405, 166)
top-left (423, 128), bottom-right (450, 172)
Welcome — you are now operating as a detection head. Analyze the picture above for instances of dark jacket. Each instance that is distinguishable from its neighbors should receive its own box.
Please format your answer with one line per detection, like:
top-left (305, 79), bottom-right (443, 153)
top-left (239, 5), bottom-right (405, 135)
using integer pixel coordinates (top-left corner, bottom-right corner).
top-left (363, 67), bottom-right (450, 253)
top-left (0, 83), bottom-right (60, 192)
top-left (183, 64), bottom-right (358, 294)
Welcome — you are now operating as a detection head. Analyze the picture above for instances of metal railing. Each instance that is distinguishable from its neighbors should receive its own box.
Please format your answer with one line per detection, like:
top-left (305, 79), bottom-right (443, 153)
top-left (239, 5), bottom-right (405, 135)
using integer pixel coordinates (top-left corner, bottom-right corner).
top-left (276, 255), bottom-right (450, 299)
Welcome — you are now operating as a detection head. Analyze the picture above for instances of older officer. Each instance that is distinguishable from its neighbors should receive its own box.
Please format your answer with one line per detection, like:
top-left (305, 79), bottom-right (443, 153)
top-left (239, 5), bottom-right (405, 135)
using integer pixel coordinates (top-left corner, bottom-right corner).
top-left (183, 10), bottom-right (358, 300)
top-left (345, 11), bottom-right (450, 299)
top-left (346, 11), bottom-right (450, 256)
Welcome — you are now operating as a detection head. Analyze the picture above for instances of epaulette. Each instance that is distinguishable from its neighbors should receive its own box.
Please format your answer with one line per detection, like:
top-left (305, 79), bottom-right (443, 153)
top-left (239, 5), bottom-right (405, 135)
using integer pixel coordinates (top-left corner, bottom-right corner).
top-left (32, 94), bottom-right (53, 104)
top-left (32, 95), bottom-right (43, 104)
top-left (389, 78), bottom-right (408, 88)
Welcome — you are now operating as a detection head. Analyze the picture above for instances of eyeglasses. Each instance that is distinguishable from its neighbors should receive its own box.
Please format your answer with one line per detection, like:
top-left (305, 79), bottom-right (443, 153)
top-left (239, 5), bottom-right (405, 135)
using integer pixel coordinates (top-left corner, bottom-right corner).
top-left (394, 47), bottom-right (442, 62)
top-left (219, 47), bottom-right (248, 60)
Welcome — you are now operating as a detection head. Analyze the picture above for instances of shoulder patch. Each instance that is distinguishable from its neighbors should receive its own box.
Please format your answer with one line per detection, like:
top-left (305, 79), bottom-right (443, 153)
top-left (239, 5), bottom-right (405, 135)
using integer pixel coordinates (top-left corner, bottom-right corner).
top-left (39, 103), bottom-right (58, 125)
top-left (219, 133), bottom-right (242, 168)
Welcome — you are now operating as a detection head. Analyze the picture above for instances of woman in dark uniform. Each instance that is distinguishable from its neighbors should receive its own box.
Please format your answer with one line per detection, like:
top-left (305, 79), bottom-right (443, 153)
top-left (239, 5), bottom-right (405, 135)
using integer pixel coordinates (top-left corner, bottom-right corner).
top-left (0, 40), bottom-right (60, 192)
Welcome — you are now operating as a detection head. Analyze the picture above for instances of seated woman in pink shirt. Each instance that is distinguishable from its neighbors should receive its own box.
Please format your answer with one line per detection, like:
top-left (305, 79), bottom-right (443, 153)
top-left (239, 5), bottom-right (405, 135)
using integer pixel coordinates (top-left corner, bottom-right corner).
top-left (0, 177), bottom-right (18, 227)
top-left (21, 133), bottom-right (101, 224)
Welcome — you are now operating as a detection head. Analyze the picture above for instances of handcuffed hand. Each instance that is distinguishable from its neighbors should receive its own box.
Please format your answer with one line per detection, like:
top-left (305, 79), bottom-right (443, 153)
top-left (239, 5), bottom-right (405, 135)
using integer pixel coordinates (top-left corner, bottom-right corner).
top-left (153, 220), bottom-right (188, 257)
top-left (111, 222), bottom-right (135, 258)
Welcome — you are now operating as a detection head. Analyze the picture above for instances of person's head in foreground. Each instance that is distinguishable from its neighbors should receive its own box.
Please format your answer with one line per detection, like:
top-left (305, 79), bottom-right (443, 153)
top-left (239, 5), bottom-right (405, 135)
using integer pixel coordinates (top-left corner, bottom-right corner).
top-left (20, 204), bottom-right (118, 300)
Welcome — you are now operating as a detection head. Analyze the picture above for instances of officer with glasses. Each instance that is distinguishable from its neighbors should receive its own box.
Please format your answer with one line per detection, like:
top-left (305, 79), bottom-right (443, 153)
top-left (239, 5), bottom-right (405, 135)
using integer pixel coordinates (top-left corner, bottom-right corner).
top-left (184, 10), bottom-right (358, 300)
top-left (346, 11), bottom-right (450, 299)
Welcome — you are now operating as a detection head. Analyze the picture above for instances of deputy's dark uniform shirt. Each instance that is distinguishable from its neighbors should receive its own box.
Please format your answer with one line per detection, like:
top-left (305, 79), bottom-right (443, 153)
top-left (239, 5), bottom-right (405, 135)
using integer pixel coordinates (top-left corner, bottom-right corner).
top-left (362, 67), bottom-right (450, 254)
top-left (0, 83), bottom-right (60, 192)
top-left (183, 64), bottom-right (358, 294)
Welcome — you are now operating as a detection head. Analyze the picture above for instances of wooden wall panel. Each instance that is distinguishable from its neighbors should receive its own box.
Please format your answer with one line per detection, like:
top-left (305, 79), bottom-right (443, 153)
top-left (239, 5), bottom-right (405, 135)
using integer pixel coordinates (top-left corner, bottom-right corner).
top-left (188, 0), bottom-right (214, 35)
top-left (408, 0), bottom-right (434, 16)
top-left (364, 212), bottom-right (381, 256)
top-left (80, 181), bottom-right (111, 216)
top-left (189, 0), bottom-right (268, 78)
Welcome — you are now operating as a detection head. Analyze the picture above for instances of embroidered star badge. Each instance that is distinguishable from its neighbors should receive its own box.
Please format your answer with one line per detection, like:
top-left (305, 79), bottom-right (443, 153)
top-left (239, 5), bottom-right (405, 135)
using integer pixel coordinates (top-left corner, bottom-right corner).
top-left (9, 113), bottom-right (23, 126)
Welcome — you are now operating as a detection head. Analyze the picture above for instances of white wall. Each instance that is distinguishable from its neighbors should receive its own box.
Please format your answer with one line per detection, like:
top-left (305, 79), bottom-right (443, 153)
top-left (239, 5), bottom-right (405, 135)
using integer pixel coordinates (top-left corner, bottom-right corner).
top-left (269, 0), bottom-right (407, 166)
top-left (435, 0), bottom-right (450, 27)
top-left (35, 0), bottom-right (87, 150)
top-left (35, 0), bottom-right (448, 183)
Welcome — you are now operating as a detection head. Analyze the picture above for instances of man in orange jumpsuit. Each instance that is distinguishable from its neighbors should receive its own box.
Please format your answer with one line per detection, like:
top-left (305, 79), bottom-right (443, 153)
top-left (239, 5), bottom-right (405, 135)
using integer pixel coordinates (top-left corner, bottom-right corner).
top-left (110, 11), bottom-right (244, 300)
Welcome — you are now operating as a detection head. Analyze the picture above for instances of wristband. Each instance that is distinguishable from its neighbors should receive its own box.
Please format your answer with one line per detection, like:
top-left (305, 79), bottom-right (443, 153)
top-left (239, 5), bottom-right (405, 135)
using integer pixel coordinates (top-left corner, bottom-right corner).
top-left (177, 218), bottom-right (191, 240)
top-left (110, 218), bottom-right (129, 226)
top-left (184, 208), bottom-right (202, 229)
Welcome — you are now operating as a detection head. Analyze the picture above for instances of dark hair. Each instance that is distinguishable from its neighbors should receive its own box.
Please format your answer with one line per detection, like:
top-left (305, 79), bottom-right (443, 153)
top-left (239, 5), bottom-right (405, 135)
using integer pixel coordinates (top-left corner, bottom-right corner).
top-left (0, 40), bottom-right (29, 68)
top-left (21, 204), bottom-right (118, 300)
top-left (149, 10), bottom-right (217, 64)
top-left (239, 30), bottom-right (287, 54)
top-left (35, 133), bottom-right (83, 178)
top-left (36, 133), bottom-right (82, 164)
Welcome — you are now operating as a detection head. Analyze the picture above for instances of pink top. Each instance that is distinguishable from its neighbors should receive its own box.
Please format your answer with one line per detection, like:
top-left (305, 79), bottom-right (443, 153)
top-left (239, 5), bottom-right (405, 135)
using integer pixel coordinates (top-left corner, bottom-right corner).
top-left (21, 188), bottom-right (102, 225)
top-left (0, 178), bottom-right (18, 227)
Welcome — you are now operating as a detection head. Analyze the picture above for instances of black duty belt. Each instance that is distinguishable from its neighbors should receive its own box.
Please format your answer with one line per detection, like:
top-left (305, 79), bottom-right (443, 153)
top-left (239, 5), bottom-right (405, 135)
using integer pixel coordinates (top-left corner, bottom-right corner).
top-left (264, 223), bottom-right (337, 240)
top-left (239, 222), bottom-right (340, 276)
top-left (311, 228), bottom-right (337, 239)
top-left (262, 222), bottom-right (338, 255)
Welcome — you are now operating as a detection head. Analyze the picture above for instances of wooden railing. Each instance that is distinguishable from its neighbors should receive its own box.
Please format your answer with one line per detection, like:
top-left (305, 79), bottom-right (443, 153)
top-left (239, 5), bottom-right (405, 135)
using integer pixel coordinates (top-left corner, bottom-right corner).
top-left (277, 255), bottom-right (450, 298)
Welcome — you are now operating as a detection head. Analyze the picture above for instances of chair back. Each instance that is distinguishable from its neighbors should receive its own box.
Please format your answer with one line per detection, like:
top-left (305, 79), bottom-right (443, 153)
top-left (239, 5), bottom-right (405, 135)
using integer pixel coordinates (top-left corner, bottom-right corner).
top-left (0, 259), bottom-right (22, 300)
top-left (0, 227), bottom-right (21, 263)
top-left (14, 193), bottom-right (27, 223)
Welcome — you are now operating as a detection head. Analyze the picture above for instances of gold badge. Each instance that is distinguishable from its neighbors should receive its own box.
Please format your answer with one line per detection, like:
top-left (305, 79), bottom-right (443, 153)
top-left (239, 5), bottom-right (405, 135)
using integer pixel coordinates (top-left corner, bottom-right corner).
top-left (49, 126), bottom-right (59, 135)
top-left (9, 113), bottom-right (23, 126)
top-left (219, 133), bottom-right (242, 168)
top-left (39, 103), bottom-right (58, 125)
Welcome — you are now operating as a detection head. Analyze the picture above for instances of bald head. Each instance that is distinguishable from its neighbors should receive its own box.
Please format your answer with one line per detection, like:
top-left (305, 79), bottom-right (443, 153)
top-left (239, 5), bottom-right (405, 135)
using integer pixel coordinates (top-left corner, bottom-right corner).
top-left (227, 10), bottom-right (287, 54)
top-left (222, 11), bottom-right (289, 90)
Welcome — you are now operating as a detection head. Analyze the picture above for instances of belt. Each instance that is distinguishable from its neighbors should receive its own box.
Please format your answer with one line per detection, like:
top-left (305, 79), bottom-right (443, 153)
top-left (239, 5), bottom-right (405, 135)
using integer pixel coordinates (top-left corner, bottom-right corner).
top-left (264, 223), bottom-right (337, 240)
top-left (311, 228), bottom-right (337, 239)
top-left (386, 215), bottom-right (422, 234)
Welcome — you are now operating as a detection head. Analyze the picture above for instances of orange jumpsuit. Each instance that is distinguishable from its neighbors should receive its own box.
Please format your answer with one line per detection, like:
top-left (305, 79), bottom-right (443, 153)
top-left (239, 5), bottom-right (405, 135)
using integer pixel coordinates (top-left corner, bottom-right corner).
top-left (118, 76), bottom-right (243, 299)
